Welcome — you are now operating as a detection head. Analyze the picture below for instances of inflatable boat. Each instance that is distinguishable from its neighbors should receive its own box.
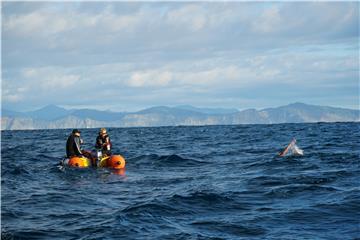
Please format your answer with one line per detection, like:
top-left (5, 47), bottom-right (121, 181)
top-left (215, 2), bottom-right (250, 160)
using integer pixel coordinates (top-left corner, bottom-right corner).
top-left (61, 154), bottom-right (126, 169)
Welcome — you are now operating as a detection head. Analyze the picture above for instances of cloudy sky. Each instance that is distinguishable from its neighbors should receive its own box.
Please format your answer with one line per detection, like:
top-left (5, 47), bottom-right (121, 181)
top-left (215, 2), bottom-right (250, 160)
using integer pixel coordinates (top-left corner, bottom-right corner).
top-left (2, 2), bottom-right (359, 112)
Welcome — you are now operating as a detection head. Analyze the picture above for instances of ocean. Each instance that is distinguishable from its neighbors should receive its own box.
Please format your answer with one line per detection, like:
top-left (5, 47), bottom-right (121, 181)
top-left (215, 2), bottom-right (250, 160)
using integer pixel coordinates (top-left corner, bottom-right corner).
top-left (1, 123), bottom-right (359, 239)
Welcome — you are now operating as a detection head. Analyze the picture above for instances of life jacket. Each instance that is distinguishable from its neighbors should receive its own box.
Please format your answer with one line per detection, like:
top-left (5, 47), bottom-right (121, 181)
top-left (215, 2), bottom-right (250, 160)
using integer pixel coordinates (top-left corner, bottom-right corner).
top-left (95, 134), bottom-right (111, 150)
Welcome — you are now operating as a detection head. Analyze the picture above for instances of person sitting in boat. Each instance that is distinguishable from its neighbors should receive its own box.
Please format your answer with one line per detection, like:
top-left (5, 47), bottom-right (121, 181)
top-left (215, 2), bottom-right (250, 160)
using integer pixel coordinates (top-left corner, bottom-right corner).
top-left (66, 129), bottom-right (83, 158)
top-left (95, 128), bottom-right (112, 156)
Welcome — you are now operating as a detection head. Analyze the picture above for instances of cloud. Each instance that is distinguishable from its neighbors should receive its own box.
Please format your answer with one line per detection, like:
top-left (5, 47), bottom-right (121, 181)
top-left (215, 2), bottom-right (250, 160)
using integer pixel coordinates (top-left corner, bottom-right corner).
top-left (3, 43), bottom-right (357, 109)
top-left (43, 74), bottom-right (80, 89)
top-left (166, 4), bottom-right (208, 32)
top-left (4, 11), bottom-right (73, 37)
top-left (17, 67), bottom-right (81, 94)
top-left (124, 63), bottom-right (282, 91)
top-left (2, 85), bottom-right (27, 103)
top-left (3, 94), bottom-right (23, 103)
top-left (22, 68), bottom-right (37, 78)
top-left (2, 2), bottom-right (358, 111)
top-left (176, 66), bottom-right (242, 87)
top-left (2, 2), bottom-right (358, 71)
top-left (127, 70), bottom-right (173, 87)
top-left (2, 92), bottom-right (24, 103)
top-left (252, 6), bottom-right (281, 33)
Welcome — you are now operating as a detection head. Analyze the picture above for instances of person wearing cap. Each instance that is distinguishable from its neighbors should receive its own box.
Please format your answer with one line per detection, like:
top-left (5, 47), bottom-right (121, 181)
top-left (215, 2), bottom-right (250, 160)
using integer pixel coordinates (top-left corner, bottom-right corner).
top-left (66, 129), bottom-right (83, 158)
top-left (95, 128), bottom-right (112, 155)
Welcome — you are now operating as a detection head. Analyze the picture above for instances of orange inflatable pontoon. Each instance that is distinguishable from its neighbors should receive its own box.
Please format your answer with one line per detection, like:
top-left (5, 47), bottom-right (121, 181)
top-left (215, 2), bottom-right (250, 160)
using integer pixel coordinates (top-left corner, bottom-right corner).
top-left (98, 155), bottom-right (126, 169)
top-left (62, 154), bottom-right (126, 169)
top-left (67, 156), bottom-right (91, 168)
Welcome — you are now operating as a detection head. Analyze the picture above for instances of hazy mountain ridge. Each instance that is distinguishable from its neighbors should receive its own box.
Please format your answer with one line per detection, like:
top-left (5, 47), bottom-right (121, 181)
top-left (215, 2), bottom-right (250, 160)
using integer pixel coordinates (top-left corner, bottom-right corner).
top-left (1, 103), bottom-right (359, 130)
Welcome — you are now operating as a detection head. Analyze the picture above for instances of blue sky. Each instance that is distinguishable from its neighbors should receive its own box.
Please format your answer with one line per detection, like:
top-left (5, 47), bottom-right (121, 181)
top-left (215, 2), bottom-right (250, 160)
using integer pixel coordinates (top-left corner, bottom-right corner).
top-left (2, 2), bottom-right (359, 112)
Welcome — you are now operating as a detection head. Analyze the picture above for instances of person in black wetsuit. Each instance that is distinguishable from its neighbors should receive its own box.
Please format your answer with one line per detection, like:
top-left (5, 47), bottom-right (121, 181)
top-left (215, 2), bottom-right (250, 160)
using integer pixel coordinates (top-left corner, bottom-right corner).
top-left (95, 128), bottom-right (112, 156)
top-left (66, 129), bottom-right (83, 158)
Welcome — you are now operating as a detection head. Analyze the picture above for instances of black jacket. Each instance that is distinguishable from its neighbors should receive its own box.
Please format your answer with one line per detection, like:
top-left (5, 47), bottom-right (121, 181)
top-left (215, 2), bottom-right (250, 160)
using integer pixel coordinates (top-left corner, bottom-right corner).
top-left (66, 134), bottom-right (82, 157)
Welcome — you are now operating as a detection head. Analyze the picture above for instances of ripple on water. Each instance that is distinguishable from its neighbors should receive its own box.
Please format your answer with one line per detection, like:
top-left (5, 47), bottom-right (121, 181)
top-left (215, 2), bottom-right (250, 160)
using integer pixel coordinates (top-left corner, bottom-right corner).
top-left (1, 123), bottom-right (359, 239)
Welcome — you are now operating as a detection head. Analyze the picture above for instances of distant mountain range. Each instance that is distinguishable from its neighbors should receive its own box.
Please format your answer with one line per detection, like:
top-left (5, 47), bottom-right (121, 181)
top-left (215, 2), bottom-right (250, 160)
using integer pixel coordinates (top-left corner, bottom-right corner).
top-left (1, 103), bottom-right (359, 130)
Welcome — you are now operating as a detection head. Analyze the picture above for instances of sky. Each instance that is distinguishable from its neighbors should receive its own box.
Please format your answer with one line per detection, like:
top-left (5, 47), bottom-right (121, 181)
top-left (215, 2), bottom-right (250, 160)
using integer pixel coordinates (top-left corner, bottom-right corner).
top-left (1, 1), bottom-right (359, 112)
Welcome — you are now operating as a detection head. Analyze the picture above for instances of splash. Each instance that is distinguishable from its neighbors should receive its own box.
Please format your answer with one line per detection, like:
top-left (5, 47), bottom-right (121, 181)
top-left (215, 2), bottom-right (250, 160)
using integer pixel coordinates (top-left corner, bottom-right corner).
top-left (291, 143), bottom-right (304, 156)
top-left (279, 139), bottom-right (304, 156)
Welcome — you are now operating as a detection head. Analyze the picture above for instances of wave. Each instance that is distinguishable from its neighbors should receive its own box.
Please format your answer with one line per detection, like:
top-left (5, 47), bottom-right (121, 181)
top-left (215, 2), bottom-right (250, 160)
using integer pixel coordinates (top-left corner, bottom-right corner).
top-left (246, 176), bottom-right (288, 187)
top-left (265, 184), bottom-right (338, 198)
top-left (242, 155), bottom-right (307, 169)
top-left (2, 123), bottom-right (359, 239)
top-left (1, 229), bottom-right (60, 240)
top-left (128, 154), bottom-right (207, 168)
top-left (122, 201), bottom-right (190, 216)
top-left (311, 152), bottom-right (359, 161)
top-left (157, 154), bottom-right (206, 166)
top-left (313, 200), bottom-right (360, 215)
top-left (168, 190), bottom-right (250, 211)
top-left (1, 229), bottom-right (14, 240)
top-left (190, 220), bottom-right (267, 237)
top-left (2, 165), bottom-right (30, 177)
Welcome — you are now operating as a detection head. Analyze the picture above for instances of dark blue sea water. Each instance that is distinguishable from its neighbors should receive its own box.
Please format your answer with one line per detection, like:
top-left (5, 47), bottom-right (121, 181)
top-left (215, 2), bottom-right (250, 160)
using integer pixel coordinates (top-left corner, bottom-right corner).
top-left (1, 123), bottom-right (360, 239)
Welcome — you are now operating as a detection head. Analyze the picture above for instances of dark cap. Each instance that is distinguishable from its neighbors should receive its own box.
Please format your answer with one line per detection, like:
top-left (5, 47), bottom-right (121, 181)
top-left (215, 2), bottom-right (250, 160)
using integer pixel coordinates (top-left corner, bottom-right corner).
top-left (72, 129), bottom-right (81, 134)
